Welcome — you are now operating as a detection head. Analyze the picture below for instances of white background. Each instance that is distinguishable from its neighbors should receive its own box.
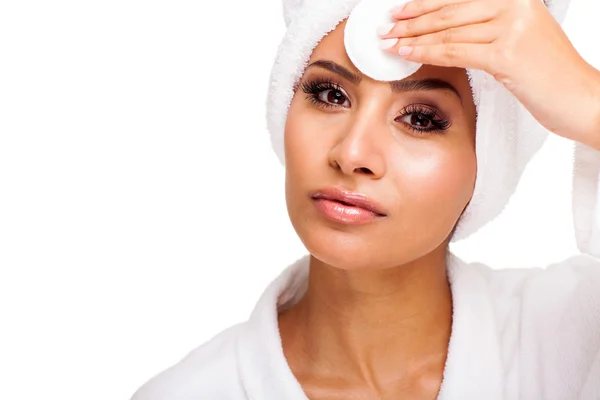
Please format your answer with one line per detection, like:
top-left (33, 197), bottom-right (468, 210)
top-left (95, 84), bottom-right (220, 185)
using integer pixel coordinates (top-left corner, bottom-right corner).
top-left (0, 0), bottom-right (597, 399)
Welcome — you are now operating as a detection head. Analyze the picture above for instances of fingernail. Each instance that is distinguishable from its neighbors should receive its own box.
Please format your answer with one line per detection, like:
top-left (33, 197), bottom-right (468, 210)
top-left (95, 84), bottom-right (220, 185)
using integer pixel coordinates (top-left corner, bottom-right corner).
top-left (398, 46), bottom-right (413, 56)
top-left (380, 38), bottom-right (399, 50)
top-left (389, 4), bottom-right (406, 15)
top-left (377, 22), bottom-right (396, 36)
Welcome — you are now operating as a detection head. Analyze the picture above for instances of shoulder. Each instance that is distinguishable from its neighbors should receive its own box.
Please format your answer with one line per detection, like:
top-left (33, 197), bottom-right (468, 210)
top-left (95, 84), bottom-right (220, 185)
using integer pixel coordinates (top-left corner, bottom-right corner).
top-left (130, 322), bottom-right (247, 400)
top-left (514, 254), bottom-right (600, 337)
top-left (469, 253), bottom-right (600, 305)
top-left (472, 255), bottom-right (600, 395)
top-left (460, 254), bottom-right (600, 354)
top-left (468, 254), bottom-right (600, 327)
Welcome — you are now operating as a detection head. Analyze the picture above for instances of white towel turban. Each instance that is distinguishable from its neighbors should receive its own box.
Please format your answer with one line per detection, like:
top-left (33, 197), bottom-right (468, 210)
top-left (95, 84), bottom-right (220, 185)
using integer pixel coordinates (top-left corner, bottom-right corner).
top-left (266, 0), bottom-right (600, 258)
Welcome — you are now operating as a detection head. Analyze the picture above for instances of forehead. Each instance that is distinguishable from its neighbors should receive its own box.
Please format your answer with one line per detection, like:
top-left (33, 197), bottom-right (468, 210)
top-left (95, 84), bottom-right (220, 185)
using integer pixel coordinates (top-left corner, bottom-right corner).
top-left (308, 19), bottom-right (472, 97)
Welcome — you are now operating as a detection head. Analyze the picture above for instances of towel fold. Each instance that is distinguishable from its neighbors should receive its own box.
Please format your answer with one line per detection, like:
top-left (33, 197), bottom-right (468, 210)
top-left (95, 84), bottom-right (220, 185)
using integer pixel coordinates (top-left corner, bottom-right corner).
top-left (268, 0), bottom-right (599, 258)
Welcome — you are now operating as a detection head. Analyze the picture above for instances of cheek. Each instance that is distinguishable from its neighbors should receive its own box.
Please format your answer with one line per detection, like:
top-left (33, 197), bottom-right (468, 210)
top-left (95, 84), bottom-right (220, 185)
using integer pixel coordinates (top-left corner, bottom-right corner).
top-left (284, 102), bottom-right (309, 169)
top-left (284, 99), bottom-right (338, 161)
top-left (284, 102), bottom-right (310, 188)
top-left (284, 99), bottom-right (335, 188)
top-left (283, 101), bottom-right (320, 213)
top-left (392, 144), bottom-right (476, 217)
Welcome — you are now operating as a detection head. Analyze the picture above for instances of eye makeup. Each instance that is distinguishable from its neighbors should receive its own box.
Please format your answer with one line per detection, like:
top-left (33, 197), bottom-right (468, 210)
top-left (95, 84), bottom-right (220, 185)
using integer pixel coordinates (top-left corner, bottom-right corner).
top-left (299, 76), bottom-right (452, 135)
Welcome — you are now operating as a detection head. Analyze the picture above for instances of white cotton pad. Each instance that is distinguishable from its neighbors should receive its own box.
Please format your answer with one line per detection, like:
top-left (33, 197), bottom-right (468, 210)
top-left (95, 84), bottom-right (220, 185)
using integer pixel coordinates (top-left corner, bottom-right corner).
top-left (344, 0), bottom-right (422, 82)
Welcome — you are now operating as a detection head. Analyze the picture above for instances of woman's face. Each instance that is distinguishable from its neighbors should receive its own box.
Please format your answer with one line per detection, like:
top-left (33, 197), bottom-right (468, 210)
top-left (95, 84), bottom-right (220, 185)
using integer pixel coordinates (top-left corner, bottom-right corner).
top-left (284, 20), bottom-right (477, 271)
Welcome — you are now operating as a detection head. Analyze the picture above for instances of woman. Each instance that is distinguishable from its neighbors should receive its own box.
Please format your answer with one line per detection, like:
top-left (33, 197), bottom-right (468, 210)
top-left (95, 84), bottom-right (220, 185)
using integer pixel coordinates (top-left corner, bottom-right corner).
top-left (132, 0), bottom-right (600, 398)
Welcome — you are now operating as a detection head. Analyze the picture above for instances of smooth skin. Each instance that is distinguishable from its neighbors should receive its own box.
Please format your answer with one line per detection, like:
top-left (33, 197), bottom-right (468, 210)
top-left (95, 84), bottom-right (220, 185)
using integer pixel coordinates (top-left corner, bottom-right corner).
top-left (280, 20), bottom-right (476, 400)
top-left (278, 1), bottom-right (600, 399)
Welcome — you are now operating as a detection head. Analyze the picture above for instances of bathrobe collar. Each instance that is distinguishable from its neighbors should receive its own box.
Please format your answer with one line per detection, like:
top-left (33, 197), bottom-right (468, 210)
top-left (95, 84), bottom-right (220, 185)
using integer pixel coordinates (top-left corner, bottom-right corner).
top-left (236, 253), bottom-right (504, 399)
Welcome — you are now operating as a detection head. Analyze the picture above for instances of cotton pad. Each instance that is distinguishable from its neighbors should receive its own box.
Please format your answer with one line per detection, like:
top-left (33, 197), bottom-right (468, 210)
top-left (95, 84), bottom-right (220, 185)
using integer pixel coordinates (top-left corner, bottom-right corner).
top-left (344, 0), bottom-right (422, 81)
top-left (269, 0), bottom-right (597, 253)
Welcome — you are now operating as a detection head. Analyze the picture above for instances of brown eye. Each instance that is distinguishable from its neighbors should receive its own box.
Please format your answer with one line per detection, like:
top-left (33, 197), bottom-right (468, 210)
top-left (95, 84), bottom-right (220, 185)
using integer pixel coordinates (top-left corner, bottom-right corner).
top-left (395, 104), bottom-right (452, 134)
top-left (300, 78), bottom-right (351, 109)
top-left (408, 114), bottom-right (433, 129)
top-left (319, 89), bottom-right (349, 107)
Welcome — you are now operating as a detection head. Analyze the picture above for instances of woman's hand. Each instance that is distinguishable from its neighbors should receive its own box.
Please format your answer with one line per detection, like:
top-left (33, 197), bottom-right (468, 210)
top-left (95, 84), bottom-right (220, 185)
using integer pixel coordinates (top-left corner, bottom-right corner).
top-left (379, 0), bottom-right (600, 150)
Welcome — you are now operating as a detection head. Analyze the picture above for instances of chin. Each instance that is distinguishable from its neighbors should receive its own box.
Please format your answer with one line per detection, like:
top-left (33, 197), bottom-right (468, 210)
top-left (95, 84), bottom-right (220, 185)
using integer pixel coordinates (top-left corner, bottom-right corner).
top-left (297, 223), bottom-right (392, 271)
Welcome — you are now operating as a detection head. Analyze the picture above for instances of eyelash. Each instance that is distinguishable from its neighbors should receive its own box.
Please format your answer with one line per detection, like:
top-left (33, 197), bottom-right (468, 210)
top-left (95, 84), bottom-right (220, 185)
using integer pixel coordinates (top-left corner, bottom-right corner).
top-left (300, 78), bottom-right (452, 134)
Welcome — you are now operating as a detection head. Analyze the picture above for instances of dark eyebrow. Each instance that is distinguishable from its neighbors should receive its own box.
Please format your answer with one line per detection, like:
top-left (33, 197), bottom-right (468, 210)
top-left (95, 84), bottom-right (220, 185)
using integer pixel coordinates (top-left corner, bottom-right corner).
top-left (305, 59), bottom-right (463, 103)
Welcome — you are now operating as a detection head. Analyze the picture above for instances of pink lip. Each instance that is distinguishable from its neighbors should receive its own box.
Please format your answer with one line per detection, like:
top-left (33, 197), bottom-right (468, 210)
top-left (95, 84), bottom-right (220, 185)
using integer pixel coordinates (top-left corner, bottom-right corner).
top-left (310, 187), bottom-right (387, 225)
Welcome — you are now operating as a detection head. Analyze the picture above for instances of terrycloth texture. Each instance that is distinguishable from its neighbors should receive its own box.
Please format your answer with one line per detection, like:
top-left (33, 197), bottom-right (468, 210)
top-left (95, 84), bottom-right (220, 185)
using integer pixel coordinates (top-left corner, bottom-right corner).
top-left (130, 252), bottom-right (600, 399)
top-left (574, 142), bottom-right (600, 257)
top-left (130, 1), bottom-right (600, 397)
top-left (564, 0), bottom-right (600, 258)
top-left (266, 0), bottom-right (600, 251)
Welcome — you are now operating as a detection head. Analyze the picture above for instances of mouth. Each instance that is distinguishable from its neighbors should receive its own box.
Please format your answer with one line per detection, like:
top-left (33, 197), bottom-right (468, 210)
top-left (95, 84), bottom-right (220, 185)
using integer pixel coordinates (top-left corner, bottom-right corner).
top-left (310, 187), bottom-right (387, 225)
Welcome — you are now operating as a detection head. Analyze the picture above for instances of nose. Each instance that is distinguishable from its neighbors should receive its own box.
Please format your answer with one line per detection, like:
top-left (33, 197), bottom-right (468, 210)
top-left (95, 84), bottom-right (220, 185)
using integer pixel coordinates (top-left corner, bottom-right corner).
top-left (327, 109), bottom-right (387, 179)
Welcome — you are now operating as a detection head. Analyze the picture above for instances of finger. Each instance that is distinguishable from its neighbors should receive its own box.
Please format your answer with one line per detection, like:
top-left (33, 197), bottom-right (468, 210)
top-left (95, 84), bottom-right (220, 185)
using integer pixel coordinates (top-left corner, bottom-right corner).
top-left (390, 0), bottom-right (472, 20)
top-left (383, 1), bottom-right (499, 38)
top-left (399, 43), bottom-right (494, 71)
top-left (391, 22), bottom-right (498, 47)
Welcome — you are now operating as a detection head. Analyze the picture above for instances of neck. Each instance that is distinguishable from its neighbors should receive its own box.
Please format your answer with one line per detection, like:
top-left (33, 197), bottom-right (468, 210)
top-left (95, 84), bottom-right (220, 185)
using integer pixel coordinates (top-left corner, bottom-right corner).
top-left (278, 247), bottom-right (453, 392)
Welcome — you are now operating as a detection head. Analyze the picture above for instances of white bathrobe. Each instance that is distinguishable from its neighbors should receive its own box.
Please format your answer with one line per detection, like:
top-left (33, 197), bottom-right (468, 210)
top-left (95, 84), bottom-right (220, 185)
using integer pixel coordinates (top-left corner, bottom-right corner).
top-left (131, 251), bottom-right (600, 400)
top-left (131, 0), bottom-right (600, 397)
